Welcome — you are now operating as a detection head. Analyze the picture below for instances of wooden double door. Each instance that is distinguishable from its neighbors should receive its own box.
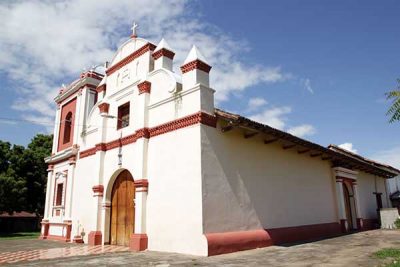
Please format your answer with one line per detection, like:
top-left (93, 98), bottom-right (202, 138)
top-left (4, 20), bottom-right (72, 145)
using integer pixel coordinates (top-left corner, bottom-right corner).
top-left (110, 170), bottom-right (135, 246)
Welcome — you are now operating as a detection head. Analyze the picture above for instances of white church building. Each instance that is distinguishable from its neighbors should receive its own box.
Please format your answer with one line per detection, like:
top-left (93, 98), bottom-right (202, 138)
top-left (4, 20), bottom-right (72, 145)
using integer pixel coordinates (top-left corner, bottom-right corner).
top-left (41, 25), bottom-right (400, 256)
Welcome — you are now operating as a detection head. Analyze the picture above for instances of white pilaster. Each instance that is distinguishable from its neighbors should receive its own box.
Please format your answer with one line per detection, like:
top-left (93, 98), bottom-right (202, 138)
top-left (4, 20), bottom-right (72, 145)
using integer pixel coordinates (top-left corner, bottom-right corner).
top-left (52, 106), bottom-right (61, 153)
top-left (66, 161), bottom-right (76, 219)
top-left (134, 190), bottom-right (147, 233)
top-left (336, 179), bottom-right (347, 222)
top-left (44, 168), bottom-right (54, 218)
top-left (352, 183), bottom-right (362, 219)
top-left (73, 90), bottom-right (83, 145)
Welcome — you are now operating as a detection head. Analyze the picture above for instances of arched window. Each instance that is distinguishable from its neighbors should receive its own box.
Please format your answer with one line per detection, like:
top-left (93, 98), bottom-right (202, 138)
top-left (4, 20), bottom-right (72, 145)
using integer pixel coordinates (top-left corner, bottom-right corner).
top-left (63, 112), bottom-right (72, 144)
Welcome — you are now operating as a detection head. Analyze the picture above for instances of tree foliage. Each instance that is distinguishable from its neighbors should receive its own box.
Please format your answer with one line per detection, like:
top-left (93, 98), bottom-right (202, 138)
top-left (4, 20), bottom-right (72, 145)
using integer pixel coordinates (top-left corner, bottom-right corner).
top-left (0, 134), bottom-right (52, 216)
top-left (386, 79), bottom-right (400, 123)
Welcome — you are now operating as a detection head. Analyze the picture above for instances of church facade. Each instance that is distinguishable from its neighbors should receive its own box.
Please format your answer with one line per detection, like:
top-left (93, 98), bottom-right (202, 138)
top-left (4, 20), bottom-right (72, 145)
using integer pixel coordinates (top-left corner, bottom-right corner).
top-left (41, 27), bottom-right (400, 256)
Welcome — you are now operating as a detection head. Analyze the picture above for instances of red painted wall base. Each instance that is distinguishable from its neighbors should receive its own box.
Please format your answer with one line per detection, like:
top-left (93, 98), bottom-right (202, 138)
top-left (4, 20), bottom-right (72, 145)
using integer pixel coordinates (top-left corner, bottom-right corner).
top-left (88, 231), bottom-right (102, 245)
top-left (73, 235), bottom-right (84, 243)
top-left (205, 222), bottom-right (347, 256)
top-left (130, 233), bottom-right (148, 251)
top-left (340, 219), bottom-right (347, 233)
top-left (267, 222), bottom-right (342, 245)
top-left (360, 218), bottom-right (379, 230)
top-left (205, 230), bottom-right (272, 256)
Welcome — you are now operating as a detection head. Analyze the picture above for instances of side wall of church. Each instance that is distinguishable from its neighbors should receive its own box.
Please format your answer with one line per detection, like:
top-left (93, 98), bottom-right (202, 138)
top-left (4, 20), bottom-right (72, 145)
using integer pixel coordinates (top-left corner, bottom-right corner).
top-left (200, 126), bottom-right (338, 234)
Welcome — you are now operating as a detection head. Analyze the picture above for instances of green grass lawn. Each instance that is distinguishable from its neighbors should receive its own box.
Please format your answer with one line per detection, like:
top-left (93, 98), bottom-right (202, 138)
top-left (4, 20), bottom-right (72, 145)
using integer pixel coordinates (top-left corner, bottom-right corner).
top-left (374, 248), bottom-right (400, 267)
top-left (0, 232), bottom-right (40, 240)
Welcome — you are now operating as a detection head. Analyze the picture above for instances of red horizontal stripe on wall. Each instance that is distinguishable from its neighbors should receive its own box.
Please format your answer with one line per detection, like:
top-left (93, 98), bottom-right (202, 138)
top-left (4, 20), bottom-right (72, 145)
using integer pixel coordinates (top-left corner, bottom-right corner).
top-left (78, 111), bottom-right (217, 159)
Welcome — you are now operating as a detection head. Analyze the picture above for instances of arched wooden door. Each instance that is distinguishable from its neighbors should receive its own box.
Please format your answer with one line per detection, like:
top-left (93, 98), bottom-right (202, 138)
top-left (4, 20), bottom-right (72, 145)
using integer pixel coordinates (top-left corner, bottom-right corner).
top-left (110, 170), bottom-right (135, 246)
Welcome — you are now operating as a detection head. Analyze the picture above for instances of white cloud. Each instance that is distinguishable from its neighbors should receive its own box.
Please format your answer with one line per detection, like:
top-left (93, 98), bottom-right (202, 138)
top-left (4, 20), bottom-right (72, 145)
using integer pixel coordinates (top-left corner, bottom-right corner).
top-left (0, 0), bottom-right (290, 126)
top-left (287, 124), bottom-right (316, 138)
top-left (249, 106), bottom-right (292, 130)
top-left (301, 78), bottom-right (314, 94)
top-left (370, 145), bottom-right (400, 169)
top-left (338, 143), bottom-right (358, 154)
top-left (247, 97), bottom-right (267, 112)
top-left (248, 103), bottom-right (316, 138)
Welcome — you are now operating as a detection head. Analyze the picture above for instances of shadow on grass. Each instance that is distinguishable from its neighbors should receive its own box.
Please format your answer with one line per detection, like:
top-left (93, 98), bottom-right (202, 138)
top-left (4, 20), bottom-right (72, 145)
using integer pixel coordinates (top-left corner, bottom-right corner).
top-left (0, 232), bottom-right (40, 240)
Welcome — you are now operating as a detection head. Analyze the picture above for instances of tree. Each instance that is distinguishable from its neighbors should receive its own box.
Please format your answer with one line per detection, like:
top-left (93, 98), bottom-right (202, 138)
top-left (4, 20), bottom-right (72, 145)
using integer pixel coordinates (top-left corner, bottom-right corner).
top-left (386, 79), bottom-right (400, 123)
top-left (24, 134), bottom-right (53, 215)
top-left (0, 134), bottom-right (52, 216)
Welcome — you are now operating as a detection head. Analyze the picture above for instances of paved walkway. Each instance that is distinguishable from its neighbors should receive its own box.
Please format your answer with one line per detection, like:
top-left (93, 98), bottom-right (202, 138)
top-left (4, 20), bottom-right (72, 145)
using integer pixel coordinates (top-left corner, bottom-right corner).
top-left (0, 240), bottom-right (128, 265)
top-left (1, 230), bottom-right (400, 266)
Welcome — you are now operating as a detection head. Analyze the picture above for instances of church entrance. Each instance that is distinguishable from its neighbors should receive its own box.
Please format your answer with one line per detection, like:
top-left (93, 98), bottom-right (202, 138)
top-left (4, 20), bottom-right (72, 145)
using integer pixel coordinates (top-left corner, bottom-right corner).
top-left (110, 170), bottom-right (135, 246)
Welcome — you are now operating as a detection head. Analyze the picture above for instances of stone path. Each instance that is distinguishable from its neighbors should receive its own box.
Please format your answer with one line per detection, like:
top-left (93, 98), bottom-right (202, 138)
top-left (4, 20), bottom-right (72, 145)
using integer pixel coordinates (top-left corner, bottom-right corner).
top-left (0, 243), bottom-right (128, 265)
top-left (1, 230), bottom-right (400, 266)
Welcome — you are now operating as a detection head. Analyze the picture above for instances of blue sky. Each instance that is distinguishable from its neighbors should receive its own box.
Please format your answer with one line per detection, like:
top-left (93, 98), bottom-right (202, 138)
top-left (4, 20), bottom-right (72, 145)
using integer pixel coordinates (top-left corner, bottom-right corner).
top-left (0, 0), bottom-right (399, 167)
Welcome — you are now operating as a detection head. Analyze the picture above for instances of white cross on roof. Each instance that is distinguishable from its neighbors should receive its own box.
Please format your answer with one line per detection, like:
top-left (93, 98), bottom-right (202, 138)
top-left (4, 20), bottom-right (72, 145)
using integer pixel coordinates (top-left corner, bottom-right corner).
top-left (131, 21), bottom-right (138, 37)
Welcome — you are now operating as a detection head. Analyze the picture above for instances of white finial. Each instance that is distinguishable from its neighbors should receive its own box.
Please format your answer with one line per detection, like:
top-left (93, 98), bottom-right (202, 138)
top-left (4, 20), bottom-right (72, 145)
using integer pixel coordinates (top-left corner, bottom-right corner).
top-left (131, 21), bottom-right (138, 37)
top-left (183, 45), bottom-right (208, 65)
top-left (154, 38), bottom-right (173, 52)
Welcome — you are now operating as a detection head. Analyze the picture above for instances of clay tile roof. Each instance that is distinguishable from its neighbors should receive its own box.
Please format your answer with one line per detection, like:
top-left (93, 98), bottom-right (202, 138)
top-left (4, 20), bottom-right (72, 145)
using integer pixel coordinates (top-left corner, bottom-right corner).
top-left (215, 108), bottom-right (400, 178)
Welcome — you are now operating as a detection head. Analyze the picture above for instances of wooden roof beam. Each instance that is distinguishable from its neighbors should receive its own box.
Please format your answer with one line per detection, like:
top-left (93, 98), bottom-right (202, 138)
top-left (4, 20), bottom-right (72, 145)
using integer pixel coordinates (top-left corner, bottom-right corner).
top-left (310, 152), bottom-right (323, 157)
top-left (283, 144), bottom-right (296, 150)
top-left (322, 155), bottom-right (332, 160)
top-left (244, 132), bottom-right (259, 139)
top-left (221, 125), bottom-right (234, 133)
top-left (298, 148), bottom-right (310, 154)
top-left (264, 138), bottom-right (279, 144)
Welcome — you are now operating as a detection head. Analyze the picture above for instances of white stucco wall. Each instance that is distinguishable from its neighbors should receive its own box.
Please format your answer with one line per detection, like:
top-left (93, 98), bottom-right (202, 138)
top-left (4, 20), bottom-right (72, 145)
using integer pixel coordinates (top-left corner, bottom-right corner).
top-left (146, 125), bottom-right (208, 256)
top-left (201, 126), bottom-right (338, 233)
top-left (357, 171), bottom-right (389, 219)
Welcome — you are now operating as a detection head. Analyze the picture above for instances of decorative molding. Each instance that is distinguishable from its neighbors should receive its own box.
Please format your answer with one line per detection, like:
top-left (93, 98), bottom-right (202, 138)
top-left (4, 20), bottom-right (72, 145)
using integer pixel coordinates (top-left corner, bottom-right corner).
top-left (332, 167), bottom-right (358, 180)
top-left (135, 179), bottom-right (149, 192)
top-left (79, 112), bottom-right (216, 159)
top-left (149, 112), bottom-right (217, 137)
top-left (68, 156), bottom-right (76, 165)
top-left (92, 185), bottom-right (104, 197)
top-left (102, 201), bottom-right (111, 209)
top-left (55, 77), bottom-right (100, 104)
top-left (96, 84), bottom-right (106, 94)
top-left (79, 147), bottom-right (97, 158)
top-left (45, 146), bottom-right (78, 165)
top-left (106, 43), bottom-right (156, 75)
top-left (138, 81), bottom-right (151, 94)
top-left (47, 165), bottom-right (54, 172)
top-left (80, 71), bottom-right (103, 81)
top-left (85, 84), bottom-right (98, 90)
top-left (181, 59), bottom-right (211, 74)
top-left (152, 48), bottom-right (175, 60)
top-left (98, 103), bottom-right (110, 114)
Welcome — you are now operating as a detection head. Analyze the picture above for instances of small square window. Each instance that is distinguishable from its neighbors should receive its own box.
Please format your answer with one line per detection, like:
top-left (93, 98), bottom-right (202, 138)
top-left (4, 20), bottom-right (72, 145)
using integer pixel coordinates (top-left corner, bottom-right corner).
top-left (117, 102), bottom-right (130, 129)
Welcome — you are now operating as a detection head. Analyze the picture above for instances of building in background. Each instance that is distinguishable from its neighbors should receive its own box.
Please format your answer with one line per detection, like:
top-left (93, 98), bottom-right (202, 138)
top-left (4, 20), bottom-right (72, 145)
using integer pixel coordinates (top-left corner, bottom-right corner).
top-left (41, 24), bottom-right (400, 256)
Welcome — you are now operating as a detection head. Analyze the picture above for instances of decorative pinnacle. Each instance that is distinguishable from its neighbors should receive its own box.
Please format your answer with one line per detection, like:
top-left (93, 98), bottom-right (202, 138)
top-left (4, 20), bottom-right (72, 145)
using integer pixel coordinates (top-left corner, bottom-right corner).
top-left (131, 21), bottom-right (138, 38)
